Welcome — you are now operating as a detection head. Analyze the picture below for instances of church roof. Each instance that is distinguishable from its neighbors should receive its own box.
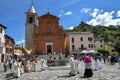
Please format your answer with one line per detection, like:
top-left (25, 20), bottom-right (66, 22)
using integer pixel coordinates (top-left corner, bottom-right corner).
top-left (39, 12), bottom-right (59, 19)
top-left (28, 4), bottom-right (36, 13)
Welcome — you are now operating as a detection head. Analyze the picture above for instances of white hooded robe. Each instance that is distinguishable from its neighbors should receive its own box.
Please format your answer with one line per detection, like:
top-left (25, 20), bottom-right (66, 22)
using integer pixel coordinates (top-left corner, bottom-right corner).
top-left (70, 57), bottom-right (75, 75)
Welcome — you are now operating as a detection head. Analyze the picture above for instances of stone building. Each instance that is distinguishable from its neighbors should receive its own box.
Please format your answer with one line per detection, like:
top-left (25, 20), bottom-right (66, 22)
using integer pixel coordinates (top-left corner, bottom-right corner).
top-left (94, 38), bottom-right (105, 50)
top-left (5, 35), bottom-right (15, 60)
top-left (25, 4), bottom-right (37, 50)
top-left (25, 5), bottom-right (66, 55)
top-left (66, 32), bottom-right (94, 54)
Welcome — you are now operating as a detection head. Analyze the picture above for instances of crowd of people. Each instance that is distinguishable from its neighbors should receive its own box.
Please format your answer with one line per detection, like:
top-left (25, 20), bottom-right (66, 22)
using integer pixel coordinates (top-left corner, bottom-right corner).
top-left (3, 56), bottom-right (46, 78)
top-left (2, 53), bottom-right (120, 79)
top-left (69, 53), bottom-right (120, 78)
top-left (69, 54), bottom-right (94, 78)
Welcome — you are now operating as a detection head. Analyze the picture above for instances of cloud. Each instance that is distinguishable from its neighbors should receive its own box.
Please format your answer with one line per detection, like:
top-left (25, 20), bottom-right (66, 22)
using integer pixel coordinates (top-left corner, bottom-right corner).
top-left (64, 11), bottom-right (72, 15)
top-left (15, 40), bottom-right (25, 45)
top-left (58, 10), bottom-right (72, 17)
top-left (90, 8), bottom-right (103, 17)
top-left (117, 10), bottom-right (120, 17)
top-left (67, 26), bottom-right (74, 30)
top-left (58, 10), bottom-right (64, 17)
top-left (62, 0), bottom-right (80, 7)
top-left (87, 8), bottom-right (120, 26)
top-left (80, 8), bottom-right (91, 13)
top-left (58, 14), bottom-right (62, 17)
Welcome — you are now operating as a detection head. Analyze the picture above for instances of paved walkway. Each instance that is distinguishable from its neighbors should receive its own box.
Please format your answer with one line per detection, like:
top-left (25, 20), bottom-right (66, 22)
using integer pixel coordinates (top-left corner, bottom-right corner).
top-left (0, 63), bottom-right (15, 80)
top-left (0, 60), bottom-right (120, 80)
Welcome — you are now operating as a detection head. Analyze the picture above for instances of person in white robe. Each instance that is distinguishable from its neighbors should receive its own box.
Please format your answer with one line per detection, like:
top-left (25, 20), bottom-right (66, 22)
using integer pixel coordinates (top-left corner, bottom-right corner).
top-left (94, 57), bottom-right (99, 70)
top-left (26, 59), bottom-right (31, 72)
top-left (69, 55), bottom-right (75, 76)
top-left (19, 62), bottom-right (24, 74)
top-left (40, 57), bottom-right (45, 70)
top-left (31, 58), bottom-right (37, 72)
top-left (98, 58), bottom-right (102, 69)
top-left (94, 57), bottom-right (102, 70)
top-left (13, 60), bottom-right (21, 78)
top-left (74, 54), bottom-right (80, 74)
top-left (74, 59), bottom-right (79, 74)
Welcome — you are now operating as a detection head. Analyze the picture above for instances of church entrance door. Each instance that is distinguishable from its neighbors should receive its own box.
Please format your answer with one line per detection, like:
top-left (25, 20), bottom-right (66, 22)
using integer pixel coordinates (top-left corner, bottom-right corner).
top-left (46, 42), bottom-right (53, 54)
top-left (47, 45), bottom-right (52, 54)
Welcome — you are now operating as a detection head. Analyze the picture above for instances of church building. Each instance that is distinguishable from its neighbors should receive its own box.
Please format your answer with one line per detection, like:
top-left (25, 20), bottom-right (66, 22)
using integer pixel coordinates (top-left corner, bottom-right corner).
top-left (25, 4), bottom-right (66, 55)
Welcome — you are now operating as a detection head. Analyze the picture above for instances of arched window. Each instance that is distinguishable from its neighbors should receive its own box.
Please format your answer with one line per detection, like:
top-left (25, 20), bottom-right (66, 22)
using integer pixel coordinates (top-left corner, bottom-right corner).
top-left (29, 17), bottom-right (33, 23)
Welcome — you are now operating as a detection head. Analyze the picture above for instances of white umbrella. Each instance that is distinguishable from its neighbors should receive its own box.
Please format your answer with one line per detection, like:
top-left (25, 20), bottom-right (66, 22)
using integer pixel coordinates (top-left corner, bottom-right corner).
top-left (81, 50), bottom-right (88, 54)
top-left (88, 50), bottom-right (97, 53)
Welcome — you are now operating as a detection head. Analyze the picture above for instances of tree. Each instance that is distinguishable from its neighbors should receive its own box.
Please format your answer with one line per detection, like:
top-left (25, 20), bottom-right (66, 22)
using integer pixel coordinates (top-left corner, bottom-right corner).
top-left (97, 48), bottom-right (109, 56)
top-left (73, 21), bottom-right (92, 32)
top-left (72, 22), bottom-right (120, 46)
top-left (114, 37), bottom-right (120, 55)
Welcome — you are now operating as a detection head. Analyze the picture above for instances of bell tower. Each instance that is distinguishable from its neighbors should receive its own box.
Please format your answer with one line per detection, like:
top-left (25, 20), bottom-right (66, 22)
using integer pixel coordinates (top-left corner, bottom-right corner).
top-left (25, 3), bottom-right (37, 50)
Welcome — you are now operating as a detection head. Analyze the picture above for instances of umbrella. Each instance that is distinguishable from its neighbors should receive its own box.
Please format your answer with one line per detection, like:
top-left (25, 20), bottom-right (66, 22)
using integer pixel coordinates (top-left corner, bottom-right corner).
top-left (81, 50), bottom-right (88, 54)
top-left (88, 50), bottom-right (97, 53)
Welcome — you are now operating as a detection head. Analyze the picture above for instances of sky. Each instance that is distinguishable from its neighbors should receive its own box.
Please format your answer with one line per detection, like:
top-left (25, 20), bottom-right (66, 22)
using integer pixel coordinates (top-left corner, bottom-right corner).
top-left (0, 0), bottom-right (120, 45)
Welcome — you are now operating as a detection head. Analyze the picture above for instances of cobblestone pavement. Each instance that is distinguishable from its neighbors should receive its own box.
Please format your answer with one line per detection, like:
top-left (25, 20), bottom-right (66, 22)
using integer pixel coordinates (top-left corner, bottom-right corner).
top-left (0, 63), bottom-right (14, 80)
top-left (0, 61), bottom-right (120, 80)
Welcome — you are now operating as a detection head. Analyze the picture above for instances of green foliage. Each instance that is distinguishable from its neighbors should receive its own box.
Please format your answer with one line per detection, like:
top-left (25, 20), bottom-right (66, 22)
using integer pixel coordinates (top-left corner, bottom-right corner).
top-left (97, 48), bottom-right (109, 56)
top-left (73, 21), bottom-right (92, 32)
top-left (114, 37), bottom-right (120, 55)
top-left (70, 21), bottom-right (120, 54)
top-left (71, 21), bottom-right (120, 43)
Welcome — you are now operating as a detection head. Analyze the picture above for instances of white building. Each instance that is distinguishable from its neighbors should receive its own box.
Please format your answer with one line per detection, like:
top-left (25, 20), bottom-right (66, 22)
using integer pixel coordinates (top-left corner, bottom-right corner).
top-left (94, 38), bottom-right (105, 50)
top-left (66, 32), bottom-right (94, 54)
top-left (0, 24), bottom-right (6, 63)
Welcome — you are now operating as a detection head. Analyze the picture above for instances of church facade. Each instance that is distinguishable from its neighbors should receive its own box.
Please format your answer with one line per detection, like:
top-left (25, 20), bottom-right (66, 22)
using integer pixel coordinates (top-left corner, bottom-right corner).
top-left (25, 5), bottom-right (66, 55)
top-left (34, 13), bottom-right (66, 54)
